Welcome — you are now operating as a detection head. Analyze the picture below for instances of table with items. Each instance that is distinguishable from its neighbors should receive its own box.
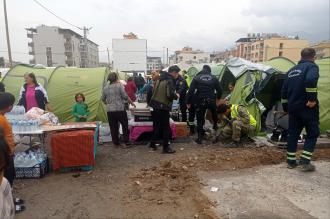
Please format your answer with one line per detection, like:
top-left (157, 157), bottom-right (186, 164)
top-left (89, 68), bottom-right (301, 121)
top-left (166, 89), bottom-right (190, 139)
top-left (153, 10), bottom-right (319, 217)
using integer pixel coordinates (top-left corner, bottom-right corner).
top-left (6, 106), bottom-right (99, 178)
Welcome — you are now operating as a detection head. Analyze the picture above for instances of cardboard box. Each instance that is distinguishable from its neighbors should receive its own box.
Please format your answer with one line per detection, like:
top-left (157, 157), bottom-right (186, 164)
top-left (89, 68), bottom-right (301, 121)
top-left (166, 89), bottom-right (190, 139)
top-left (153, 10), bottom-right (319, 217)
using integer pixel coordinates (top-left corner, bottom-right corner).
top-left (175, 122), bottom-right (188, 137)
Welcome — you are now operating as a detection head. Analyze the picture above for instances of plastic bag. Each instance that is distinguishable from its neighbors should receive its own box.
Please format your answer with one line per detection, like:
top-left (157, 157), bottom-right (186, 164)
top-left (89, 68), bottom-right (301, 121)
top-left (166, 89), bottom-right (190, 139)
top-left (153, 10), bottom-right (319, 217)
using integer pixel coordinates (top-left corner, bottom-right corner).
top-left (39, 112), bottom-right (59, 125)
top-left (25, 107), bottom-right (44, 119)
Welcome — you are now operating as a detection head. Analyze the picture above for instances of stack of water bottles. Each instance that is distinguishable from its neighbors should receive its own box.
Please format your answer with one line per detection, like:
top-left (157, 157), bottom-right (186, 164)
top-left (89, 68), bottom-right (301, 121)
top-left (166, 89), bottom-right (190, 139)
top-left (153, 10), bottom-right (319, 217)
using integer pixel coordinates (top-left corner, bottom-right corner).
top-left (14, 149), bottom-right (48, 178)
top-left (6, 106), bottom-right (41, 133)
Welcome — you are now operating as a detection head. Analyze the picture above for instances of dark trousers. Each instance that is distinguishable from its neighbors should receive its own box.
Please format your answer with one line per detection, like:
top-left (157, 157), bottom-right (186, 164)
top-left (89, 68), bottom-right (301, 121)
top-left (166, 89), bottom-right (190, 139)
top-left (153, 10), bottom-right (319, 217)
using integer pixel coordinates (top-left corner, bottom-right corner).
top-left (107, 111), bottom-right (129, 145)
top-left (196, 100), bottom-right (217, 138)
top-left (151, 109), bottom-right (171, 148)
top-left (4, 156), bottom-right (15, 187)
top-left (180, 103), bottom-right (187, 122)
top-left (287, 108), bottom-right (319, 164)
top-left (188, 104), bottom-right (196, 126)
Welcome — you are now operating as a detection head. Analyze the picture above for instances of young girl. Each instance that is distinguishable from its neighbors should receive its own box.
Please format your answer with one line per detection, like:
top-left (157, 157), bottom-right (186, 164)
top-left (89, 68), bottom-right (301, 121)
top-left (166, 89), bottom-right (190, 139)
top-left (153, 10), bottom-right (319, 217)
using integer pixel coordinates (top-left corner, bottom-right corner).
top-left (72, 93), bottom-right (90, 122)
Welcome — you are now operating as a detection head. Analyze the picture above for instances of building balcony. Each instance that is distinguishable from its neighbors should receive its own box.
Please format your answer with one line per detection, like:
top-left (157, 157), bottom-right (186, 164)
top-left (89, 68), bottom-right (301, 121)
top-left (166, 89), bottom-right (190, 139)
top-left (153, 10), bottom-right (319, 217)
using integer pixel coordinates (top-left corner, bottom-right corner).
top-left (28, 42), bottom-right (34, 47)
top-left (65, 51), bottom-right (73, 56)
top-left (64, 42), bottom-right (72, 50)
top-left (27, 33), bottom-right (34, 38)
top-left (29, 50), bottom-right (35, 55)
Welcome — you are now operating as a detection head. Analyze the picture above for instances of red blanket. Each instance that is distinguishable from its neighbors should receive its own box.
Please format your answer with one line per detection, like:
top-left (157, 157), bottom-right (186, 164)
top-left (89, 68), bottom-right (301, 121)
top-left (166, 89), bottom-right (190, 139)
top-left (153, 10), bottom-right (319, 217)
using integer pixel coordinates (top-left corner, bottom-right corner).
top-left (51, 130), bottom-right (95, 170)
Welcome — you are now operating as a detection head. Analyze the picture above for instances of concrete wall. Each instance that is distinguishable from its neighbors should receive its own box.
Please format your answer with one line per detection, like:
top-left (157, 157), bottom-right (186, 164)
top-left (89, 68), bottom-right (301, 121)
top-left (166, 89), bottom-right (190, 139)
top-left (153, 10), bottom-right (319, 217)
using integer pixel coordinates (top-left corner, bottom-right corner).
top-left (32, 26), bottom-right (66, 66)
top-left (112, 39), bottom-right (147, 73)
top-left (263, 38), bottom-right (309, 62)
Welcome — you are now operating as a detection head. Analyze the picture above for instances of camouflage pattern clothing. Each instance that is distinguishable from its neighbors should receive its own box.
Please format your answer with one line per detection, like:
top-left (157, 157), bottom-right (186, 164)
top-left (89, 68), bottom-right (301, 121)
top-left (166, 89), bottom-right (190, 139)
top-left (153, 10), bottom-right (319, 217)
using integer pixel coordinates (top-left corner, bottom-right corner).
top-left (215, 105), bottom-right (256, 142)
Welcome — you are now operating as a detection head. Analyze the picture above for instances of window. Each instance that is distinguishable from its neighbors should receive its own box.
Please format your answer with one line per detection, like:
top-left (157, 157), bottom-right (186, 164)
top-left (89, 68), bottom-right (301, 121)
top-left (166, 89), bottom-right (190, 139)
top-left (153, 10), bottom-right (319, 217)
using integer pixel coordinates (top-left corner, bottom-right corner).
top-left (279, 51), bottom-right (283, 56)
top-left (255, 53), bottom-right (258, 58)
top-left (279, 43), bottom-right (283, 49)
top-left (193, 56), bottom-right (197, 60)
top-left (46, 47), bottom-right (52, 67)
top-left (260, 43), bottom-right (264, 49)
top-left (252, 45), bottom-right (255, 50)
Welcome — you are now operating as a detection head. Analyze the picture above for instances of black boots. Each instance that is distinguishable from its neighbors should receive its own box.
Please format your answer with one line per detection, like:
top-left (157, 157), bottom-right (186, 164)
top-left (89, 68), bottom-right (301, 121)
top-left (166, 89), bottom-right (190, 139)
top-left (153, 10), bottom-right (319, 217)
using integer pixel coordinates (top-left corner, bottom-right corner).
top-left (162, 145), bottom-right (176, 154)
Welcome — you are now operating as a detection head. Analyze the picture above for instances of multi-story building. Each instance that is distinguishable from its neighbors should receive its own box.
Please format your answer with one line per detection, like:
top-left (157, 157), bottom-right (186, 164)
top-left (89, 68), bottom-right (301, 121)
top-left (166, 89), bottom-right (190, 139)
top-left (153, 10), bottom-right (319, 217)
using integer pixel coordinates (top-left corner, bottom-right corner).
top-left (311, 41), bottom-right (330, 59)
top-left (147, 56), bottom-right (162, 72)
top-left (211, 48), bottom-right (237, 63)
top-left (112, 33), bottom-right (147, 74)
top-left (236, 33), bottom-right (309, 62)
top-left (26, 25), bottom-right (99, 67)
top-left (170, 47), bottom-right (210, 65)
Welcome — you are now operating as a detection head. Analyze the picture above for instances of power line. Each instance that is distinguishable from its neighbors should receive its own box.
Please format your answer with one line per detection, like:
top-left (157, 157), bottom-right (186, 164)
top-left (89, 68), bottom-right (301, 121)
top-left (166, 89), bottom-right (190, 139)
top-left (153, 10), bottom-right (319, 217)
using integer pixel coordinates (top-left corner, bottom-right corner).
top-left (32, 0), bottom-right (82, 30)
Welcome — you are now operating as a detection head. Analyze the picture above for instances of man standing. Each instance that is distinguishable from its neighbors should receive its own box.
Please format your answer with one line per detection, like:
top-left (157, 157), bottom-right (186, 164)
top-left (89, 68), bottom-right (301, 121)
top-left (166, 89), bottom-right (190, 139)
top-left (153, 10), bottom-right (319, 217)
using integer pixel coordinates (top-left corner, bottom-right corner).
top-left (281, 48), bottom-right (319, 171)
top-left (149, 66), bottom-right (180, 154)
top-left (214, 104), bottom-right (256, 147)
top-left (137, 73), bottom-right (146, 91)
top-left (186, 65), bottom-right (222, 144)
top-left (175, 73), bottom-right (188, 122)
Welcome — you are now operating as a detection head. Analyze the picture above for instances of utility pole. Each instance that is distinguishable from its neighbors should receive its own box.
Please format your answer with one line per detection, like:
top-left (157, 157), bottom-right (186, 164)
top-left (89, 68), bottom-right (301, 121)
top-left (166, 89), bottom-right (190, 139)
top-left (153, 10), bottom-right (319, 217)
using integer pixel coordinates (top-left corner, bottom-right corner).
top-left (162, 47), bottom-right (165, 67)
top-left (166, 48), bottom-right (169, 66)
top-left (3, 0), bottom-right (12, 67)
top-left (81, 26), bottom-right (92, 68)
top-left (107, 47), bottom-right (110, 67)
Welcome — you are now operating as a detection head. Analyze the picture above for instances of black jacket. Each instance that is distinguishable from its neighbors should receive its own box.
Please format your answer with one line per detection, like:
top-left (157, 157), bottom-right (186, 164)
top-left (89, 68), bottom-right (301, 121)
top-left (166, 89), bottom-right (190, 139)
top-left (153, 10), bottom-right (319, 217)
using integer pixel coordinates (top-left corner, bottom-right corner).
top-left (281, 60), bottom-right (319, 112)
top-left (175, 75), bottom-right (188, 104)
top-left (18, 83), bottom-right (49, 110)
top-left (186, 69), bottom-right (222, 104)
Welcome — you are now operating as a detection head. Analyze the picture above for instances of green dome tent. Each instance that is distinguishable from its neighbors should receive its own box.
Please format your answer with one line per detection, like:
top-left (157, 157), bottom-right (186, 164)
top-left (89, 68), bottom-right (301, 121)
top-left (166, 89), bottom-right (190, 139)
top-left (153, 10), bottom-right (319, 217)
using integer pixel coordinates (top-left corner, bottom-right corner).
top-left (186, 64), bottom-right (236, 97)
top-left (2, 64), bottom-right (111, 122)
top-left (316, 58), bottom-right (330, 132)
top-left (263, 57), bottom-right (296, 73)
top-left (227, 57), bottom-right (292, 134)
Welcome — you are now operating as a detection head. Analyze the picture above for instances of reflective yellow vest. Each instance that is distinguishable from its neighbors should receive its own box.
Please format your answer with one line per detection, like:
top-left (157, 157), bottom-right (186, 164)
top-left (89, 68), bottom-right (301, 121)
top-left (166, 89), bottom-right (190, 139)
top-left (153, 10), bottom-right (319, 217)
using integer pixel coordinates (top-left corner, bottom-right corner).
top-left (230, 104), bottom-right (257, 127)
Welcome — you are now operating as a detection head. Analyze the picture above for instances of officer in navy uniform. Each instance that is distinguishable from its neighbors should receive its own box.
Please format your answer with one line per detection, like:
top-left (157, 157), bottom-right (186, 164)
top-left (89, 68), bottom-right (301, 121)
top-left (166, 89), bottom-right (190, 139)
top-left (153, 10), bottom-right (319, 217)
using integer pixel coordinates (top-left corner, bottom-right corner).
top-left (281, 48), bottom-right (319, 171)
top-left (175, 74), bottom-right (188, 122)
top-left (186, 65), bottom-right (222, 144)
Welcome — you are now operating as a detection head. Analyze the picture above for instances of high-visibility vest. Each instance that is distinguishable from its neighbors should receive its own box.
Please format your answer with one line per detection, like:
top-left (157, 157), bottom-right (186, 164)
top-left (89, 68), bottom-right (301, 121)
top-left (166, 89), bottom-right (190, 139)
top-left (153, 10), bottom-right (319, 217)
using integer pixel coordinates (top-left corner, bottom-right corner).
top-left (230, 104), bottom-right (257, 127)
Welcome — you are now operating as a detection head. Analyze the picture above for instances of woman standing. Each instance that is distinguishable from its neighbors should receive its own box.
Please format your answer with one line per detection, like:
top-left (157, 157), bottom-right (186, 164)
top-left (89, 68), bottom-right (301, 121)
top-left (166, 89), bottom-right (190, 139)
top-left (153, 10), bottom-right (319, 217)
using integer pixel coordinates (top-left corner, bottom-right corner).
top-left (18, 73), bottom-right (51, 112)
top-left (124, 77), bottom-right (137, 102)
top-left (102, 73), bottom-right (136, 147)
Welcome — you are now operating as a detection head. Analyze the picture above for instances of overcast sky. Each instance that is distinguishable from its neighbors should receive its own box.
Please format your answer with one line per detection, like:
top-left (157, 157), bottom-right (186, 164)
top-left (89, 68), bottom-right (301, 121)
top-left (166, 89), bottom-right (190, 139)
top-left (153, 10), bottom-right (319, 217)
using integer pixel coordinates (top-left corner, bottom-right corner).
top-left (0, 0), bottom-right (329, 63)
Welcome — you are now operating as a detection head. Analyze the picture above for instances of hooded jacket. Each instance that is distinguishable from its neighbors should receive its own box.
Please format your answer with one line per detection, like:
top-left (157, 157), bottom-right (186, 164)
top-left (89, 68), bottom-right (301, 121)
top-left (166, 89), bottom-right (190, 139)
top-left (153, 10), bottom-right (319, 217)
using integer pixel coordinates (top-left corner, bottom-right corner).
top-left (186, 69), bottom-right (222, 104)
top-left (149, 71), bottom-right (177, 111)
top-left (125, 80), bottom-right (137, 102)
top-left (18, 83), bottom-right (49, 111)
top-left (281, 60), bottom-right (319, 112)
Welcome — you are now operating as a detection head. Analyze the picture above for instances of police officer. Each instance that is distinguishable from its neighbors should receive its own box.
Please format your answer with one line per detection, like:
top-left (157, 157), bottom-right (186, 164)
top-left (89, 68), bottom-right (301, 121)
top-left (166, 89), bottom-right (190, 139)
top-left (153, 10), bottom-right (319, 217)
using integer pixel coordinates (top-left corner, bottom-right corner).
top-left (214, 104), bottom-right (256, 147)
top-left (281, 48), bottom-right (319, 171)
top-left (175, 73), bottom-right (188, 122)
top-left (186, 65), bottom-right (222, 144)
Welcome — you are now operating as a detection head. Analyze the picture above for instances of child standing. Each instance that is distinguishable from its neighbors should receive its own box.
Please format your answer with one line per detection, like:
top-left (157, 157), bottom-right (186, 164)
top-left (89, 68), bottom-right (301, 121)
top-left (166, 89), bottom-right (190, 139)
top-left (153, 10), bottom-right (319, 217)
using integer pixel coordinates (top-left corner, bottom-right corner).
top-left (72, 93), bottom-right (90, 122)
top-left (0, 92), bottom-right (25, 214)
top-left (0, 127), bottom-right (15, 219)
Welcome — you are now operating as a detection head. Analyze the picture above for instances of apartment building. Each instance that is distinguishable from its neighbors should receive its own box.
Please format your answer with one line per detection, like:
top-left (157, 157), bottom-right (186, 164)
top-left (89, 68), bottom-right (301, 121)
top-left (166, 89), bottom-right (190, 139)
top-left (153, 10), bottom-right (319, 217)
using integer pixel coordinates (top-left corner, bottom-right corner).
top-left (170, 47), bottom-right (210, 65)
top-left (112, 33), bottom-right (147, 74)
top-left (27, 25), bottom-right (99, 67)
top-left (312, 41), bottom-right (330, 59)
top-left (147, 56), bottom-right (162, 72)
top-left (236, 33), bottom-right (309, 62)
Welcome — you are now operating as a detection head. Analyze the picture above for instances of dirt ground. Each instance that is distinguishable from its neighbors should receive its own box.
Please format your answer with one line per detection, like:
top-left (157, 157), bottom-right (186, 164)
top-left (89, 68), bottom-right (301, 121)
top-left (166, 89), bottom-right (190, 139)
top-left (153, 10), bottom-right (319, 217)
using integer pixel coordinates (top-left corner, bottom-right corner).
top-left (14, 139), bottom-right (330, 219)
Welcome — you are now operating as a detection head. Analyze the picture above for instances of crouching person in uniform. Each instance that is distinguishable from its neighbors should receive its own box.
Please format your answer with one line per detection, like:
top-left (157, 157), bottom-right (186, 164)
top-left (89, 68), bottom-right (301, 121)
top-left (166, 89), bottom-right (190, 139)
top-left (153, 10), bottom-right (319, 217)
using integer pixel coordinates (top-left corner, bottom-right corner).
top-left (213, 104), bottom-right (256, 147)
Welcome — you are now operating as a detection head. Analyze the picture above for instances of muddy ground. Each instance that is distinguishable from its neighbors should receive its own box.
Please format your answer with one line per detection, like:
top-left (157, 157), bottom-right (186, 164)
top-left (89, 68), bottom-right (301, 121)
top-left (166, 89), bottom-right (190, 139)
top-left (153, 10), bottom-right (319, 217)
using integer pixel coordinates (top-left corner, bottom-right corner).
top-left (14, 140), bottom-right (330, 219)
